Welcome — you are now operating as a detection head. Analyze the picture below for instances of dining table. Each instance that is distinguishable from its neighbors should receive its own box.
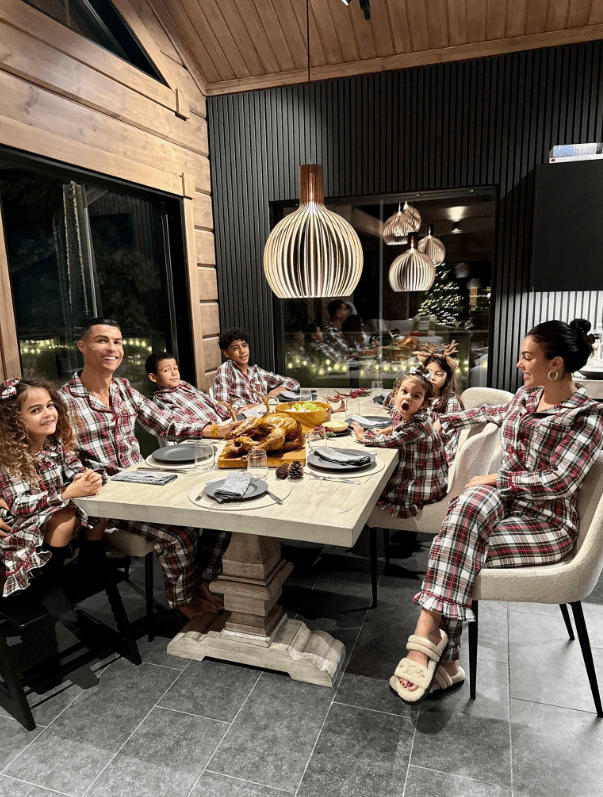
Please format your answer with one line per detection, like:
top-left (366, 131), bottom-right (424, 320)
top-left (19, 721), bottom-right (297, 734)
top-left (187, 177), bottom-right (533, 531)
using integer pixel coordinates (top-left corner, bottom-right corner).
top-left (75, 388), bottom-right (398, 687)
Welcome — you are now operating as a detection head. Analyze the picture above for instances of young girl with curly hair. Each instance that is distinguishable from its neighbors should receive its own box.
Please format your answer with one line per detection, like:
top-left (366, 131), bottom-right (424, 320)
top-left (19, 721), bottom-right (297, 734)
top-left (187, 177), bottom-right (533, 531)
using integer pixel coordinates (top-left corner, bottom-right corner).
top-left (0, 377), bottom-right (105, 619)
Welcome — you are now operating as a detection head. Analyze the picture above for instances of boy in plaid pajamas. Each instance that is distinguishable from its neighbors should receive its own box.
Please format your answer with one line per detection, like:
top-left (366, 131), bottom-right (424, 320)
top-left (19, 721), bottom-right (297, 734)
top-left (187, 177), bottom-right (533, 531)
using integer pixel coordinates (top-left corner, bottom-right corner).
top-left (146, 351), bottom-right (233, 429)
top-left (352, 367), bottom-right (448, 518)
top-left (215, 327), bottom-right (299, 412)
top-left (392, 319), bottom-right (603, 705)
top-left (61, 318), bottom-right (239, 618)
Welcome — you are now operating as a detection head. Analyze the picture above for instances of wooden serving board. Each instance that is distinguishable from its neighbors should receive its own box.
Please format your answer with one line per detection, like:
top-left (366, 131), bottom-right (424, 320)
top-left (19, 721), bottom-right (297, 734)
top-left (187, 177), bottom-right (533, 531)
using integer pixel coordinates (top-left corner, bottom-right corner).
top-left (218, 445), bottom-right (306, 469)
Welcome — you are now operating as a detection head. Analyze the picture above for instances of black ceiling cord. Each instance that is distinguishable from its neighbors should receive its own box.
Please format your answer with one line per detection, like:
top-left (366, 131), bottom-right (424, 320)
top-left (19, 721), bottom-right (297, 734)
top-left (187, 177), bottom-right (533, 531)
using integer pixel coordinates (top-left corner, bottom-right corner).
top-left (341, 0), bottom-right (371, 21)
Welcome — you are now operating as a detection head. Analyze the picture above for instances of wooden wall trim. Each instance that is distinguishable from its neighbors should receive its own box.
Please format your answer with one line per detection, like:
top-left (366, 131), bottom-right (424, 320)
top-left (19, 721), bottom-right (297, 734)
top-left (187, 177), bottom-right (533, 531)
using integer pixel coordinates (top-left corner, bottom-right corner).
top-left (183, 198), bottom-right (207, 389)
top-left (0, 207), bottom-right (20, 381)
top-left (205, 23), bottom-right (603, 96)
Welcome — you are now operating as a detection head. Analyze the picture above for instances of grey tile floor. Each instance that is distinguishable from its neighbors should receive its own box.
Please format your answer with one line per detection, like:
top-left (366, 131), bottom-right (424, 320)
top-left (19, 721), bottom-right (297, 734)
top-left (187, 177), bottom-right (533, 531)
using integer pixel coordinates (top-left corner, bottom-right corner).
top-left (2, 530), bottom-right (603, 797)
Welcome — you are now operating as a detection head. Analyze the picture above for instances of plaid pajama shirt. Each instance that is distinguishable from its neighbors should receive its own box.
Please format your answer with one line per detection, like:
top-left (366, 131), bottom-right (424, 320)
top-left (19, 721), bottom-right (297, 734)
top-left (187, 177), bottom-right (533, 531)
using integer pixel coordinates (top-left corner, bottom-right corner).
top-left (0, 443), bottom-right (90, 596)
top-left (413, 385), bottom-right (603, 661)
top-left (322, 323), bottom-right (349, 363)
top-left (362, 407), bottom-right (448, 518)
top-left (60, 373), bottom-right (230, 607)
top-left (152, 381), bottom-right (232, 424)
top-left (214, 360), bottom-right (299, 412)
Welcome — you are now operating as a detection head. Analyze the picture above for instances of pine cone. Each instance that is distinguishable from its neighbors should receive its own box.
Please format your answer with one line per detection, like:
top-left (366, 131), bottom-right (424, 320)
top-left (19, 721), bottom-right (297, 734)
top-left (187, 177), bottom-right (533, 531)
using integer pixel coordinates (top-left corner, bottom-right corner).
top-left (276, 463), bottom-right (290, 480)
top-left (289, 460), bottom-right (304, 479)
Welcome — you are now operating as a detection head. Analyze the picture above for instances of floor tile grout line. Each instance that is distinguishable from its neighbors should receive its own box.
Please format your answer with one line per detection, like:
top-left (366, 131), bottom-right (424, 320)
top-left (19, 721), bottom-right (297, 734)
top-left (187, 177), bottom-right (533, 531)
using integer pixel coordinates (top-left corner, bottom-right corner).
top-left (408, 762), bottom-right (513, 790)
top-left (184, 670), bottom-right (264, 797)
top-left (0, 773), bottom-right (75, 796)
top-left (506, 601), bottom-right (514, 794)
top-left (156, 704), bottom-right (229, 723)
top-left (509, 694), bottom-right (603, 715)
top-left (332, 699), bottom-right (407, 719)
top-left (401, 720), bottom-right (418, 797)
top-left (203, 769), bottom-right (293, 794)
top-left (79, 663), bottom-right (188, 797)
top-left (293, 694), bottom-right (336, 797)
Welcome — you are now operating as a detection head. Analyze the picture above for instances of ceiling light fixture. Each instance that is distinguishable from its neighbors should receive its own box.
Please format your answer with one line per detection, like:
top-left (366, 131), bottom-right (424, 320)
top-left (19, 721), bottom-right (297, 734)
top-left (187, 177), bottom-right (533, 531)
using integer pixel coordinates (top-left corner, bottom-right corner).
top-left (263, 0), bottom-right (363, 298)
top-left (418, 223), bottom-right (446, 265)
top-left (383, 201), bottom-right (421, 245)
top-left (451, 221), bottom-right (461, 233)
top-left (388, 235), bottom-right (436, 292)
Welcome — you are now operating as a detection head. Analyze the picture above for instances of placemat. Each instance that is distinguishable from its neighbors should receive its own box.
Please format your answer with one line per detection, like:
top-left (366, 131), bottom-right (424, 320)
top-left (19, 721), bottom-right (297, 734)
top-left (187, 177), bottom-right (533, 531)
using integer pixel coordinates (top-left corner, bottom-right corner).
top-left (306, 458), bottom-right (385, 480)
top-left (187, 481), bottom-right (291, 511)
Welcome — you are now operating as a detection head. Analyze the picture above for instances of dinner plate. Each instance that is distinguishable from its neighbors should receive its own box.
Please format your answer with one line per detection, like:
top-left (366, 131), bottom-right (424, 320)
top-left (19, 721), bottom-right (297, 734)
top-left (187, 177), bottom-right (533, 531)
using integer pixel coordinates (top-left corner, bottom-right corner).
top-left (327, 427), bottom-right (351, 437)
top-left (345, 415), bottom-right (390, 430)
top-left (307, 450), bottom-right (375, 472)
top-left (151, 443), bottom-right (198, 464)
top-left (145, 454), bottom-right (196, 471)
top-left (204, 478), bottom-right (268, 502)
top-left (278, 390), bottom-right (318, 402)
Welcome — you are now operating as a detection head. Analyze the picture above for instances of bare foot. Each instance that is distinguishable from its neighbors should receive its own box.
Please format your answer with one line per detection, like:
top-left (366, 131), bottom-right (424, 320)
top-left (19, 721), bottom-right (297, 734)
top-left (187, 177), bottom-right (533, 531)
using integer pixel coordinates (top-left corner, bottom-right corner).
top-left (197, 581), bottom-right (224, 609)
top-left (177, 594), bottom-right (218, 619)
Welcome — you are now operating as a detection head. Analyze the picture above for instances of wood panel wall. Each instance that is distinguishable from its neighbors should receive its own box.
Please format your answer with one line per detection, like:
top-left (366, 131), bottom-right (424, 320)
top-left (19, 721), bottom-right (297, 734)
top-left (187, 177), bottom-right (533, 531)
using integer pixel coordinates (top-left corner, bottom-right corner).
top-left (207, 40), bottom-right (603, 391)
top-left (0, 0), bottom-right (219, 389)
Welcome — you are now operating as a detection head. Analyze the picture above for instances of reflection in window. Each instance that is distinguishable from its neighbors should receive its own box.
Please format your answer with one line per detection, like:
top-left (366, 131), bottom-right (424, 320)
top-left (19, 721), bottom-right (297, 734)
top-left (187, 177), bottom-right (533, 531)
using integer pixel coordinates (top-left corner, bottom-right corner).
top-left (276, 189), bottom-right (495, 392)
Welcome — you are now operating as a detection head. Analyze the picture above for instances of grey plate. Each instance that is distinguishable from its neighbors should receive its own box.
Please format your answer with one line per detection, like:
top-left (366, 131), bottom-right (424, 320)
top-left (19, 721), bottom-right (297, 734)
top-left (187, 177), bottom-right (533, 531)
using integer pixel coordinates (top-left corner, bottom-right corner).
top-left (151, 443), bottom-right (215, 464)
top-left (345, 415), bottom-right (390, 429)
top-left (204, 478), bottom-right (268, 502)
top-left (307, 449), bottom-right (375, 472)
top-left (278, 390), bottom-right (318, 402)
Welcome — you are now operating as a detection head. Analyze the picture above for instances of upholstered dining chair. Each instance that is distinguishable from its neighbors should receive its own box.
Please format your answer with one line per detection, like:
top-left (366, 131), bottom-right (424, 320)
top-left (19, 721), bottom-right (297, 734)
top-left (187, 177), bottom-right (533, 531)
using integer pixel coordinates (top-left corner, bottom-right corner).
top-left (105, 528), bottom-right (156, 642)
top-left (469, 451), bottom-right (603, 717)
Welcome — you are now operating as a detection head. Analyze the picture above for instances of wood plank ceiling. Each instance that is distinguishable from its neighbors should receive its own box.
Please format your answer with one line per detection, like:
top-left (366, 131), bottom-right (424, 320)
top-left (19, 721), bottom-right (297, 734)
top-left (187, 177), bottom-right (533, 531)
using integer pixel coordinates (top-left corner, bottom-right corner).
top-left (154, 0), bottom-right (603, 95)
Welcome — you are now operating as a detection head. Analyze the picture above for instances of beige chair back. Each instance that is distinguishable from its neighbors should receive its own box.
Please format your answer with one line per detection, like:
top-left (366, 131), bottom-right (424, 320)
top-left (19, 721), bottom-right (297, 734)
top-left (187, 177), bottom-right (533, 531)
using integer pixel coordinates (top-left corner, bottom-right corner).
top-left (461, 387), bottom-right (514, 411)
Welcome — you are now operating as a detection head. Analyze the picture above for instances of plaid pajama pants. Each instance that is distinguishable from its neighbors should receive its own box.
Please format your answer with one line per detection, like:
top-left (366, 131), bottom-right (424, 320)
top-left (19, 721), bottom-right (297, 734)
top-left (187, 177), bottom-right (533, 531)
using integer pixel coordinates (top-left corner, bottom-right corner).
top-left (413, 485), bottom-right (576, 662)
top-left (112, 520), bottom-right (231, 608)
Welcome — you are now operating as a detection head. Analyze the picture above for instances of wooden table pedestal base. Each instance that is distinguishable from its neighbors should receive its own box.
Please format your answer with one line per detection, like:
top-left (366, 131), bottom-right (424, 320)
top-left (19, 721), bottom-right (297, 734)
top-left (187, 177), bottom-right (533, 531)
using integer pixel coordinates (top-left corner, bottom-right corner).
top-left (167, 532), bottom-right (345, 687)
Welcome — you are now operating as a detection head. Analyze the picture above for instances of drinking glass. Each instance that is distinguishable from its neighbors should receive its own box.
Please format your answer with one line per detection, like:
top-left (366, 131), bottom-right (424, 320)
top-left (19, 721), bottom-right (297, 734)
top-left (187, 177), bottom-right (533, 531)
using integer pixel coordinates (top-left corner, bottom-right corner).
top-left (247, 447), bottom-right (268, 479)
top-left (306, 427), bottom-right (326, 452)
top-left (195, 442), bottom-right (215, 472)
top-left (299, 388), bottom-right (312, 403)
top-left (371, 380), bottom-right (384, 398)
top-left (347, 396), bottom-right (360, 419)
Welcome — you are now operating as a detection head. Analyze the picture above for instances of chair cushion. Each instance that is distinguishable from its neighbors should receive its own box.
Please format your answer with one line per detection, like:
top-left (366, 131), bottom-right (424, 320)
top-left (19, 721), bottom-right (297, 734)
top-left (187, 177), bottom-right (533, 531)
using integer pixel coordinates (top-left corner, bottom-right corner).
top-left (106, 528), bottom-right (155, 557)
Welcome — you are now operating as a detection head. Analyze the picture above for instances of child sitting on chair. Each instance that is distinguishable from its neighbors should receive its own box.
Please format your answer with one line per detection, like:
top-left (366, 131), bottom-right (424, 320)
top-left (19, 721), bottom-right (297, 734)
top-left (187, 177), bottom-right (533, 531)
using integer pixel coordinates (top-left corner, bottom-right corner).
top-left (146, 352), bottom-right (240, 439)
top-left (215, 327), bottom-right (300, 412)
top-left (352, 367), bottom-right (448, 518)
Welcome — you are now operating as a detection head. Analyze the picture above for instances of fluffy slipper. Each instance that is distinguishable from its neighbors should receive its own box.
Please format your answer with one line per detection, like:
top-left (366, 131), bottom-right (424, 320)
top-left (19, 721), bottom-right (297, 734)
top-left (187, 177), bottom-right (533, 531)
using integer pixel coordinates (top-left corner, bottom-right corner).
top-left (389, 630), bottom-right (449, 705)
top-left (430, 664), bottom-right (465, 693)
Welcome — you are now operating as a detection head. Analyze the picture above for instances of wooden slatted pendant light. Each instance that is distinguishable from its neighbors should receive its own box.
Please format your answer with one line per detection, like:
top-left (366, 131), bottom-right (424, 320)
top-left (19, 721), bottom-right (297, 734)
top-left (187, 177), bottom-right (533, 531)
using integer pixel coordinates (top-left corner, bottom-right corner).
top-left (383, 201), bottom-right (421, 245)
top-left (418, 223), bottom-right (446, 265)
top-left (389, 234), bottom-right (435, 292)
top-left (263, 0), bottom-right (363, 299)
top-left (263, 164), bottom-right (363, 298)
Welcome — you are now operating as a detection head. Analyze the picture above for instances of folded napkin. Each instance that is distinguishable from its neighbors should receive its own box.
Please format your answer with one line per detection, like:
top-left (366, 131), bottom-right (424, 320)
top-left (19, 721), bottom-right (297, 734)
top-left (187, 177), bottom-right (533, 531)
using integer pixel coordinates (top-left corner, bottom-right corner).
top-left (313, 447), bottom-right (373, 466)
top-left (348, 414), bottom-right (387, 429)
top-left (112, 471), bottom-right (177, 486)
top-left (214, 471), bottom-right (252, 499)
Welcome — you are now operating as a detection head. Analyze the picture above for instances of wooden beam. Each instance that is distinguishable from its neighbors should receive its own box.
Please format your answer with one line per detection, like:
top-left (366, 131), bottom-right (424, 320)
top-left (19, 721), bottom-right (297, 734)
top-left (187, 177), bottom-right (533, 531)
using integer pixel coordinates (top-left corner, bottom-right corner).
top-left (205, 22), bottom-right (603, 95)
top-left (0, 207), bottom-right (20, 381)
top-left (149, 0), bottom-right (209, 97)
top-left (183, 198), bottom-right (207, 388)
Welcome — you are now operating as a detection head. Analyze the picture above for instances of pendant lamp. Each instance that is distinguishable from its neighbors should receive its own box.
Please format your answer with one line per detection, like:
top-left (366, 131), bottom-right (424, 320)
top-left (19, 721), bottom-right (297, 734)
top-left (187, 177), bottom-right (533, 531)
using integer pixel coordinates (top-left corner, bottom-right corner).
top-left (263, 164), bottom-right (363, 298)
top-left (383, 202), bottom-right (421, 245)
top-left (418, 223), bottom-right (446, 265)
top-left (262, 0), bottom-right (363, 299)
top-left (389, 235), bottom-right (435, 292)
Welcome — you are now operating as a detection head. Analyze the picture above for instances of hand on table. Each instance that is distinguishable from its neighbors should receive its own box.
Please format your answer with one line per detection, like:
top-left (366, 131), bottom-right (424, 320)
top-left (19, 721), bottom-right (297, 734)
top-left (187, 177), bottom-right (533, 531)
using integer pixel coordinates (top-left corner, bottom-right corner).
top-left (465, 473), bottom-right (497, 489)
top-left (62, 469), bottom-right (103, 499)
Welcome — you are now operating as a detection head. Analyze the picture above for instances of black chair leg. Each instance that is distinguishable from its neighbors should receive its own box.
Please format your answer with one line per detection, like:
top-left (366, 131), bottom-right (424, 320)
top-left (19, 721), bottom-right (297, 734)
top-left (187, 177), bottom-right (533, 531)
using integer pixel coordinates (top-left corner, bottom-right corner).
top-left (569, 601), bottom-right (603, 717)
top-left (559, 603), bottom-right (575, 640)
top-left (369, 527), bottom-right (378, 608)
top-left (0, 629), bottom-right (36, 731)
top-left (106, 583), bottom-right (142, 666)
top-left (468, 600), bottom-right (479, 700)
top-left (145, 552), bottom-right (155, 642)
top-left (382, 529), bottom-right (390, 573)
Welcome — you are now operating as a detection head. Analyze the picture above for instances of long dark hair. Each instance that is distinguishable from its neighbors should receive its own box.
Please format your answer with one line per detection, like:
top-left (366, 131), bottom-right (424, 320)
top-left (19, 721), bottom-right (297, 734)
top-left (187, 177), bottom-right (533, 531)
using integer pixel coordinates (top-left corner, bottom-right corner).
top-left (528, 318), bottom-right (594, 373)
top-left (422, 354), bottom-right (464, 412)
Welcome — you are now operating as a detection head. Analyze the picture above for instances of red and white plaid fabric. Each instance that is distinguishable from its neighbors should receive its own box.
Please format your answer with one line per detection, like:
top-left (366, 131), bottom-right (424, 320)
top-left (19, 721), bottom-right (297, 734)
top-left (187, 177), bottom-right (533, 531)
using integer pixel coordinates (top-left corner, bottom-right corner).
top-left (60, 372), bottom-right (229, 608)
top-left (152, 381), bottom-right (231, 425)
top-left (214, 360), bottom-right (299, 412)
top-left (414, 385), bottom-right (603, 661)
top-left (437, 394), bottom-right (463, 466)
top-left (322, 323), bottom-right (349, 363)
top-left (362, 407), bottom-right (448, 518)
top-left (0, 442), bottom-right (90, 596)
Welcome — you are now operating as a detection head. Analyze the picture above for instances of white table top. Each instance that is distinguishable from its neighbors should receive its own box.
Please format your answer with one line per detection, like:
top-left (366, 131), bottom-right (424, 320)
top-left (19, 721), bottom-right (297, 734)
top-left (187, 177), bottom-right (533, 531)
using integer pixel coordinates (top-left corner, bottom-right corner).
top-left (76, 390), bottom-right (398, 548)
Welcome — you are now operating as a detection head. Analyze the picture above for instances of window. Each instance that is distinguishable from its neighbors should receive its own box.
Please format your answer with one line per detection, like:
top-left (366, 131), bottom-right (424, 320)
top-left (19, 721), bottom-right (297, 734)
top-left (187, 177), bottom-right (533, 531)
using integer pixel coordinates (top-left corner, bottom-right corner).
top-left (22, 0), bottom-right (166, 83)
top-left (274, 188), bottom-right (496, 392)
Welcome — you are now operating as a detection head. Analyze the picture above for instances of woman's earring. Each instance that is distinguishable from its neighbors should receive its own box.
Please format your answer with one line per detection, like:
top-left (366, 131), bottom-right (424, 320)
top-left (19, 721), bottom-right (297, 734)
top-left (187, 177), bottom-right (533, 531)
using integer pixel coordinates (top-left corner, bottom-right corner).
top-left (548, 369), bottom-right (559, 382)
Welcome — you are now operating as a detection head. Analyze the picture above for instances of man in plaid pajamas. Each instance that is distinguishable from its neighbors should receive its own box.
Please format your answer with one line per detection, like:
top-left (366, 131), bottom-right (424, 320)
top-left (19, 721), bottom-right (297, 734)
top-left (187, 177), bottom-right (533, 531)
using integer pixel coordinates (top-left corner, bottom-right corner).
top-left (215, 327), bottom-right (299, 412)
top-left (146, 351), bottom-right (233, 426)
top-left (61, 318), bottom-right (238, 618)
top-left (393, 321), bottom-right (603, 703)
top-left (322, 299), bottom-right (351, 363)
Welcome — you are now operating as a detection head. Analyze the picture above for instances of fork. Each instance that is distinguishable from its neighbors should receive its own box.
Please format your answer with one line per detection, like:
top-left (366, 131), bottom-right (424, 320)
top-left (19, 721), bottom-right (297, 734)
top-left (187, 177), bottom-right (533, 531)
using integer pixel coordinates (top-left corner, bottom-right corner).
top-left (309, 474), bottom-right (361, 485)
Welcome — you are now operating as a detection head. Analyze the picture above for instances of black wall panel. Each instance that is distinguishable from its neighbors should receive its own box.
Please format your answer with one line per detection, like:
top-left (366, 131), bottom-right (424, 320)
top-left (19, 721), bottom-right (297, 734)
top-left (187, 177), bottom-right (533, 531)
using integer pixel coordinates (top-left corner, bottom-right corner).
top-left (207, 41), bottom-right (603, 390)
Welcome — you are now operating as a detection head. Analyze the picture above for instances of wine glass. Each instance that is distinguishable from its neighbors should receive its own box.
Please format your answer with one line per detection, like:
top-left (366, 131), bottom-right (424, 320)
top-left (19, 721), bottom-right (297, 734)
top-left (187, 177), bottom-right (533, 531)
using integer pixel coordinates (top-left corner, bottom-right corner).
top-left (306, 427), bottom-right (326, 452)
top-left (247, 447), bottom-right (268, 480)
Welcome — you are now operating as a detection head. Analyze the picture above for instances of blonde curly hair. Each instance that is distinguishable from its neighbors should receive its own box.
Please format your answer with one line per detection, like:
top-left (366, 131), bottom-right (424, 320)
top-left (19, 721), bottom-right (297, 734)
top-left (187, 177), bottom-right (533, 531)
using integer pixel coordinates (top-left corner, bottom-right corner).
top-left (0, 377), bottom-right (74, 483)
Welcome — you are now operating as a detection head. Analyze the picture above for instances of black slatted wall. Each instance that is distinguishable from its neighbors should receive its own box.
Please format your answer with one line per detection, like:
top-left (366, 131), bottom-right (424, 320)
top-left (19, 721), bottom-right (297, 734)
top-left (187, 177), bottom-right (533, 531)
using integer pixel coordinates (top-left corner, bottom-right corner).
top-left (208, 41), bottom-right (603, 390)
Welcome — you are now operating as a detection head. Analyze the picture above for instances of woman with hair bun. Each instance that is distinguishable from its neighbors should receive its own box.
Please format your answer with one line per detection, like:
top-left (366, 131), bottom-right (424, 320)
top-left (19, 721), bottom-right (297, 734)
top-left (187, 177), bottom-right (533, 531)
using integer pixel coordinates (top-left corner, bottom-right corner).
top-left (389, 318), bottom-right (603, 704)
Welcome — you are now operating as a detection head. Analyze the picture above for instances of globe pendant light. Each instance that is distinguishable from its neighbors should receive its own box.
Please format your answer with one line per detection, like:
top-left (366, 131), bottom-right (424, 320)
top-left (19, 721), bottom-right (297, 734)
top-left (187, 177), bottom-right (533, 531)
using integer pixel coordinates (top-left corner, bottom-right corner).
top-left (262, 0), bottom-right (363, 299)
top-left (418, 223), bottom-right (446, 265)
top-left (383, 201), bottom-right (421, 245)
top-left (389, 234), bottom-right (435, 292)
top-left (263, 164), bottom-right (363, 298)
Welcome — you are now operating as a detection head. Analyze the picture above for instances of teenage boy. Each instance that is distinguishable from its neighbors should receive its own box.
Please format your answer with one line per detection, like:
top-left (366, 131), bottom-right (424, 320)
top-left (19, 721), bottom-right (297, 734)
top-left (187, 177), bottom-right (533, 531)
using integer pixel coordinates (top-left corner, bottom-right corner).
top-left (146, 351), bottom-right (235, 432)
top-left (215, 327), bottom-right (300, 412)
top-left (61, 318), bottom-right (237, 618)
top-left (322, 299), bottom-right (351, 362)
